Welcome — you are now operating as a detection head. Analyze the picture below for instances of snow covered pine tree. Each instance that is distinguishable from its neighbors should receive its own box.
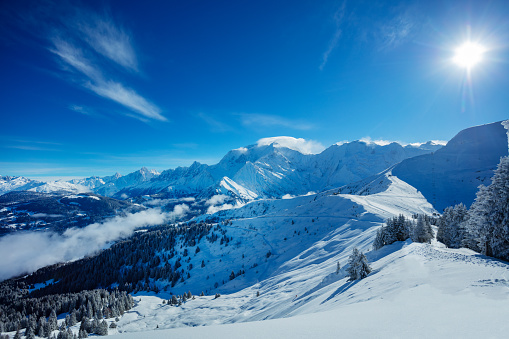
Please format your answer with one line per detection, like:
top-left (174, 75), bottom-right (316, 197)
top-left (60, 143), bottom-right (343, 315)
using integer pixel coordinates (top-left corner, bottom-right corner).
top-left (464, 156), bottom-right (509, 260)
top-left (437, 203), bottom-right (468, 248)
top-left (412, 214), bottom-right (433, 243)
top-left (346, 248), bottom-right (371, 280)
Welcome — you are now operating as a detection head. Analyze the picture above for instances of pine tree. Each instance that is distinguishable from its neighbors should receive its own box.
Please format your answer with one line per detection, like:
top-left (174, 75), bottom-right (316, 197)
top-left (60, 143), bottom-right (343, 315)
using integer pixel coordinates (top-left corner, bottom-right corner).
top-left (346, 248), bottom-right (371, 280)
top-left (37, 317), bottom-right (46, 337)
top-left (412, 215), bottom-right (433, 243)
top-left (465, 156), bottom-right (509, 260)
top-left (25, 327), bottom-right (36, 339)
top-left (373, 226), bottom-right (385, 250)
top-left (49, 309), bottom-right (58, 333)
top-left (437, 204), bottom-right (468, 248)
top-left (95, 320), bottom-right (108, 336)
top-left (463, 185), bottom-right (491, 252)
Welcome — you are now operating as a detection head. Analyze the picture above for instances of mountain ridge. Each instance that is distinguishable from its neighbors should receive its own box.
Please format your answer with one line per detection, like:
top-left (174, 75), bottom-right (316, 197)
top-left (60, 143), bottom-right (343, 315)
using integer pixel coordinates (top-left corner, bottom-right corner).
top-left (0, 139), bottom-right (440, 201)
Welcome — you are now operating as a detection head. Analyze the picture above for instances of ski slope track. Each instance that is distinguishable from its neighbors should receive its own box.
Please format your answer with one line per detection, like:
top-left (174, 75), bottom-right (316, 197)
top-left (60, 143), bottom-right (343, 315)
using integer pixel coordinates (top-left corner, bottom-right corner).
top-left (103, 172), bottom-right (507, 337)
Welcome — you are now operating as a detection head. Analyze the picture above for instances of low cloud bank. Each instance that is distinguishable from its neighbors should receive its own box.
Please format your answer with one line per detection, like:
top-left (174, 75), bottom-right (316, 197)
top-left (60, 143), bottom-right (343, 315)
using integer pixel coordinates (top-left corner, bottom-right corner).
top-left (206, 203), bottom-right (235, 215)
top-left (205, 194), bottom-right (229, 206)
top-left (0, 205), bottom-right (189, 282)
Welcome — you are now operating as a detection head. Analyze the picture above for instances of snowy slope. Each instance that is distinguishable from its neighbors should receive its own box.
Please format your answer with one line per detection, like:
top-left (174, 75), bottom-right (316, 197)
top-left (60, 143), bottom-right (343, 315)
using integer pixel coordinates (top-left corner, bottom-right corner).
top-left (27, 181), bottom-right (91, 194)
top-left (112, 241), bottom-right (509, 338)
top-left (92, 171), bottom-right (439, 334)
top-left (393, 120), bottom-right (509, 212)
top-left (102, 171), bottom-right (509, 338)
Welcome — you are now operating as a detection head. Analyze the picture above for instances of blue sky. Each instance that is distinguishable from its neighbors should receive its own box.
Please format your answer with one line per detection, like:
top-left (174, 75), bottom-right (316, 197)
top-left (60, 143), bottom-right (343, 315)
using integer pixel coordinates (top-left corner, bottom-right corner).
top-left (1, 0), bottom-right (508, 178)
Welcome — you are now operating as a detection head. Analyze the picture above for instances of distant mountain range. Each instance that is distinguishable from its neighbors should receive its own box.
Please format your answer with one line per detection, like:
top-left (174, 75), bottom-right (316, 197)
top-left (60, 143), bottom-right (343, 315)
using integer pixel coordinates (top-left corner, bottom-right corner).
top-left (1, 120), bottom-right (508, 214)
top-left (0, 140), bottom-right (442, 201)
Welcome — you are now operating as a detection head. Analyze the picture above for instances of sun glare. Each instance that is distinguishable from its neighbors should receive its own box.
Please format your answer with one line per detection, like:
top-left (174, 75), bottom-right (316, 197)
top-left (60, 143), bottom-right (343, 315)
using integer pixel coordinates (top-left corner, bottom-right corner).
top-left (453, 42), bottom-right (485, 69)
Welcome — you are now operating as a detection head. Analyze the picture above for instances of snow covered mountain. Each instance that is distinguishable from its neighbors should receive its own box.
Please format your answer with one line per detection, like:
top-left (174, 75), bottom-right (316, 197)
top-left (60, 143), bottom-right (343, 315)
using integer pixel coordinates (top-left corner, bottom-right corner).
top-left (3, 122), bottom-right (509, 338)
top-left (0, 176), bottom-right (44, 195)
top-left (111, 139), bottom-right (440, 201)
top-left (393, 120), bottom-right (509, 212)
top-left (0, 176), bottom-right (90, 195)
top-left (3, 121), bottom-right (507, 216)
top-left (71, 167), bottom-right (160, 197)
top-left (0, 138), bottom-right (441, 203)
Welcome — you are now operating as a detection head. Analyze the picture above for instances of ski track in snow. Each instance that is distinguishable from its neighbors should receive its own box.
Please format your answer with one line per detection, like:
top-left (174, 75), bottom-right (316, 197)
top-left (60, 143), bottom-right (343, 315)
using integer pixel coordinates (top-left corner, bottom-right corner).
top-left (98, 172), bottom-right (509, 338)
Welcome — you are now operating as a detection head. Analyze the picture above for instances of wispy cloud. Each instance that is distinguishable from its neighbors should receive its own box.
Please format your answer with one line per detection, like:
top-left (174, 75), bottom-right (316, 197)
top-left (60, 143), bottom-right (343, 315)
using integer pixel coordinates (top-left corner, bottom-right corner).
top-left (257, 136), bottom-right (325, 154)
top-left (1, 137), bottom-right (62, 152)
top-left (7, 138), bottom-right (62, 146)
top-left (76, 14), bottom-right (138, 72)
top-left (197, 112), bottom-right (233, 132)
top-left (50, 39), bottom-right (100, 79)
top-left (50, 37), bottom-right (165, 122)
top-left (320, 1), bottom-right (347, 71)
top-left (238, 113), bottom-right (315, 131)
top-left (69, 104), bottom-right (96, 116)
top-left (35, 5), bottom-right (166, 123)
top-left (4, 145), bottom-right (60, 152)
top-left (86, 80), bottom-right (164, 121)
top-left (377, 11), bottom-right (415, 51)
top-left (0, 162), bottom-right (95, 176)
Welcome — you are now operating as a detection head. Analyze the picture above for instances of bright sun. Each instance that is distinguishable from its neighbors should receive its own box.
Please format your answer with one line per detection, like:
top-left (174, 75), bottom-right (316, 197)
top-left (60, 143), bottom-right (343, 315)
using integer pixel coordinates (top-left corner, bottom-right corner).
top-left (453, 42), bottom-right (485, 69)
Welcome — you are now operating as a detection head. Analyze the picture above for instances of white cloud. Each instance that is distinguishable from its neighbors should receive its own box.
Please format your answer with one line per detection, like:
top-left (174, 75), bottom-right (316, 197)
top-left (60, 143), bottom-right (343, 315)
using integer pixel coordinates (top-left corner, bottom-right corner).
top-left (359, 137), bottom-right (394, 146)
top-left (238, 113), bottom-right (314, 131)
top-left (69, 104), bottom-right (96, 116)
top-left (257, 136), bottom-right (325, 154)
top-left (206, 203), bottom-right (235, 215)
top-left (206, 194), bottom-right (229, 206)
top-left (86, 80), bottom-right (165, 121)
top-left (50, 38), bottom-right (165, 122)
top-left (4, 145), bottom-right (59, 152)
top-left (46, 9), bottom-right (165, 123)
top-left (0, 206), bottom-right (189, 281)
top-left (50, 39), bottom-right (100, 79)
top-left (320, 1), bottom-right (346, 71)
top-left (171, 203), bottom-right (190, 217)
top-left (77, 16), bottom-right (138, 71)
